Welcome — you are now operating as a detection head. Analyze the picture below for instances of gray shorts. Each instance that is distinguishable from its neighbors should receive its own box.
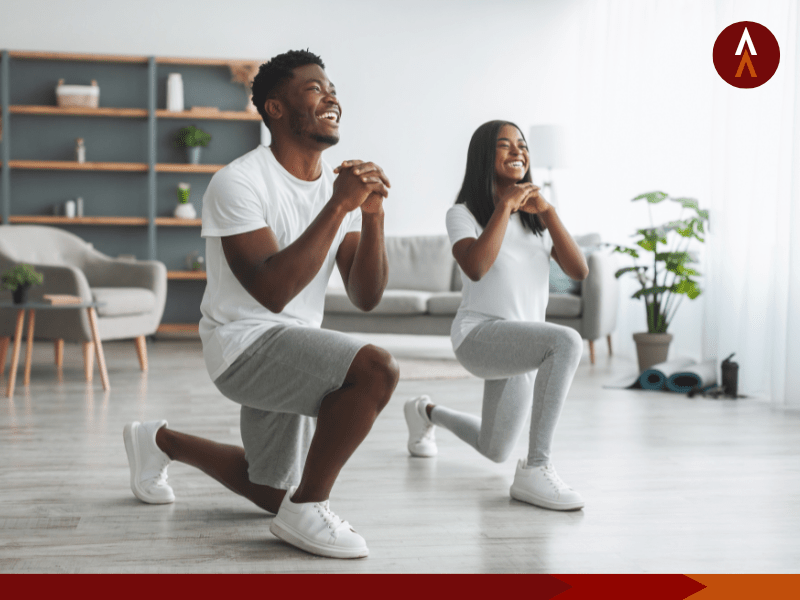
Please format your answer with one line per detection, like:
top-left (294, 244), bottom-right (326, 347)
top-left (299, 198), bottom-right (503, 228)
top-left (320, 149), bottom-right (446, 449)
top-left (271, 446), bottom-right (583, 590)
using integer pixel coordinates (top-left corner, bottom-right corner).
top-left (213, 323), bottom-right (367, 489)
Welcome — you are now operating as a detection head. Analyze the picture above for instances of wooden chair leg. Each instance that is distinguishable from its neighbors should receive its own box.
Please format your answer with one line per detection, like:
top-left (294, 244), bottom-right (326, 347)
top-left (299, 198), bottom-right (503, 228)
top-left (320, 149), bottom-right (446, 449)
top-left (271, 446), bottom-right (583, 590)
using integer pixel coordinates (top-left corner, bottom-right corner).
top-left (607, 334), bottom-right (613, 356)
top-left (54, 339), bottom-right (64, 368)
top-left (134, 335), bottom-right (148, 372)
top-left (23, 310), bottom-right (36, 386)
top-left (7, 310), bottom-right (25, 398)
top-left (83, 341), bottom-right (95, 383)
top-left (588, 339), bottom-right (596, 365)
top-left (0, 336), bottom-right (9, 378)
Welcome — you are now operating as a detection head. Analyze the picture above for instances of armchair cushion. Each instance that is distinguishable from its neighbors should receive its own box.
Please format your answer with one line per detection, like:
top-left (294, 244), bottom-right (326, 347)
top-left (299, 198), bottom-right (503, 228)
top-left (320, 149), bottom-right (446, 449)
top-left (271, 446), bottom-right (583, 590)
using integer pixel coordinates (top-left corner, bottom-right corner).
top-left (545, 294), bottom-right (582, 318)
top-left (92, 287), bottom-right (157, 317)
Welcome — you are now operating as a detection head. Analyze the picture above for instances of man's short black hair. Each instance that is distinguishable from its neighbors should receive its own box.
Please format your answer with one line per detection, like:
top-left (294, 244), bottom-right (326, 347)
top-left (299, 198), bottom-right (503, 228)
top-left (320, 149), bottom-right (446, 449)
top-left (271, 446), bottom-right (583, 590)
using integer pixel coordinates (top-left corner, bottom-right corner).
top-left (251, 49), bottom-right (325, 130)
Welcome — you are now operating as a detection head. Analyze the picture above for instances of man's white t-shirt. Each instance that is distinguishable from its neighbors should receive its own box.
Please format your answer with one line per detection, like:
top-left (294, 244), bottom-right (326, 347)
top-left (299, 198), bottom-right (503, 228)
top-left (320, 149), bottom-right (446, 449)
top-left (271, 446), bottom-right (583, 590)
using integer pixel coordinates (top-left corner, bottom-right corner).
top-left (199, 145), bottom-right (361, 381)
top-left (445, 203), bottom-right (553, 350)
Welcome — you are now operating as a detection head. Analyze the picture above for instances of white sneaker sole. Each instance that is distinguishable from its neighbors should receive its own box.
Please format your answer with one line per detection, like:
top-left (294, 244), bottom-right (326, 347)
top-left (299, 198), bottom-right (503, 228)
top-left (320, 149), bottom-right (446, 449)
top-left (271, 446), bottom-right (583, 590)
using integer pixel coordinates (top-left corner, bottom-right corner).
top-left (403, 399), bottom-right (437, 458)
top-left (510, 485), bottom-right (585, 511)
top-left (269, 517), bottom-right (369, 559)
top-left (123, 422), bottom-right (174, 505)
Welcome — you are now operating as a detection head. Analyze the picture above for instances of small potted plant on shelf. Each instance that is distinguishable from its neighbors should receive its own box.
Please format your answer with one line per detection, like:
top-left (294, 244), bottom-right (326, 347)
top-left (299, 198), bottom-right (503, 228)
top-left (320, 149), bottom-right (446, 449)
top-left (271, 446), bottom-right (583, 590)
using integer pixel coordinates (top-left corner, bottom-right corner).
top-left (173, 182), bottom-right (196, 219)
top-left (609, 191), bottom-right (709, 372)
top-left (174, 125), bottom-right (211, 164)
top-left (2, 264), bottom-right (45, 304)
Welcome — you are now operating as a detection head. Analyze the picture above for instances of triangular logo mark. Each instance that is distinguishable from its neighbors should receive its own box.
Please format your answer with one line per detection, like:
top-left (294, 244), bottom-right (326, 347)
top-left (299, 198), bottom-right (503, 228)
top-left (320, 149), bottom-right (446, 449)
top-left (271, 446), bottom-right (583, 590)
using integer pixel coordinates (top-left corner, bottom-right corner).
top-left (735, 49), bottom-right (757, 77)
top-left (735, 27), bottom-right (757, 55)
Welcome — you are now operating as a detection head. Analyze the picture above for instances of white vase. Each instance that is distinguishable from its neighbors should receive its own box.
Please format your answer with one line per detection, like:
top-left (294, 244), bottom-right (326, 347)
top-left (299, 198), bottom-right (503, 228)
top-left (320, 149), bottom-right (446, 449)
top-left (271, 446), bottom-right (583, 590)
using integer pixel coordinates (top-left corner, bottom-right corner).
top-left (174, 202), bottom-right (196, 219)
top-left (167, 73), bottom-right (184, 112)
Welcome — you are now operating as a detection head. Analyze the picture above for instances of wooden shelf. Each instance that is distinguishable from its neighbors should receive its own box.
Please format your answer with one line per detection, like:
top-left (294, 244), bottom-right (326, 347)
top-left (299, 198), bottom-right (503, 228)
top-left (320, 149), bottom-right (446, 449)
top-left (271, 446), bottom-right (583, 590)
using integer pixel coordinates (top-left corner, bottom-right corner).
top-left (9, 105), bottom-right (148, 118)
top-left (168, 271), bottom-right (207, 280)
top-left (6, 160), bottom-right (148, 172)
top-left (155, 217), bottom-right (202, 226)
top-left (156, 323), bottom-right (200, 336)
top-left (9, 50), bottom-right (149, 64)
top-left (6, 215), bottom-right (148, 226)
top-left (156, 57), bottom-right (258, 67)
top-left (155, 164), bottom-right (223, 173)
top-left (156, 109), bottom-right (260, 121)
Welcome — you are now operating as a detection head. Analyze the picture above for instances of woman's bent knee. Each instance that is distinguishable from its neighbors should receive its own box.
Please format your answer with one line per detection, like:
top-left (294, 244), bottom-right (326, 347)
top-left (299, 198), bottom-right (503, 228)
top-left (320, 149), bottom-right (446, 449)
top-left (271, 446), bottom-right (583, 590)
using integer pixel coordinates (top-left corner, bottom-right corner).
top-left (480, 442), bottom-right (514, 463)
top-left (559, 327), bottom-right (583, 356)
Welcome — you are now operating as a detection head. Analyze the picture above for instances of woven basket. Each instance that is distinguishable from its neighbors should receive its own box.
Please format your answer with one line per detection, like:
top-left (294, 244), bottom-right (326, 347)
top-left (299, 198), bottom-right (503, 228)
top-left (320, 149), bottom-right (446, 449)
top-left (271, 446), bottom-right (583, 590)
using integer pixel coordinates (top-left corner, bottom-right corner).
top-left (56, 79), bottom-right (100, 108)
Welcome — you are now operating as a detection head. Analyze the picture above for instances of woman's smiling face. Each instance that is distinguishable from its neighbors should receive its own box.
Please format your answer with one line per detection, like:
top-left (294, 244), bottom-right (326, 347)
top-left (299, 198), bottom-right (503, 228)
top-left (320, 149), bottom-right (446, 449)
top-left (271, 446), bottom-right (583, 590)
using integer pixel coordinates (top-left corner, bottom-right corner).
top-left (494, 124), bottom-right (529, 185)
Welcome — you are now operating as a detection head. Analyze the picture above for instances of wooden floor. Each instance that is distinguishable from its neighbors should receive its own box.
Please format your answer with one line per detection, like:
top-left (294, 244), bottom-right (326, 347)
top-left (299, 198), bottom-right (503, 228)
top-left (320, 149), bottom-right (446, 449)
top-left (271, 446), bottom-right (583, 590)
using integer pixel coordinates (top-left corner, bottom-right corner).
top-left (1, 334), bottom-right (799, 573)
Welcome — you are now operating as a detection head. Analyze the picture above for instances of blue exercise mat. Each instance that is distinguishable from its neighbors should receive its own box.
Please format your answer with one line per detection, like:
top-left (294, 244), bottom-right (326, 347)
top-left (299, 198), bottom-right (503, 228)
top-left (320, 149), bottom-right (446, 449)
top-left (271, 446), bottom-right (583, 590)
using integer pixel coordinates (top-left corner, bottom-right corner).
top-left (639, 369), bottom-right (666, 390)
top-left (666, 372), bottom-right (702, 393)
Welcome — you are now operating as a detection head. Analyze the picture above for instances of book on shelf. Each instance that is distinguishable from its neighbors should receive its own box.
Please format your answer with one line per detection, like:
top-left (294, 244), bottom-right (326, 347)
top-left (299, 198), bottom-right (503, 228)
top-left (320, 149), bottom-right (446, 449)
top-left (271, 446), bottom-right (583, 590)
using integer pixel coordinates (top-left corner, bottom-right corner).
top-left (42, 294), bottom-right (83, 305)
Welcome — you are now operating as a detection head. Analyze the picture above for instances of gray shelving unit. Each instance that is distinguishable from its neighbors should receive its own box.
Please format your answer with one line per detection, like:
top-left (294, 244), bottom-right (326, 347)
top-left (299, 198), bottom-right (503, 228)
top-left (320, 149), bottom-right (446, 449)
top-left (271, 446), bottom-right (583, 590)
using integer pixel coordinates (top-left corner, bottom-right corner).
top-left (0, 50), bottom-right (262, 331)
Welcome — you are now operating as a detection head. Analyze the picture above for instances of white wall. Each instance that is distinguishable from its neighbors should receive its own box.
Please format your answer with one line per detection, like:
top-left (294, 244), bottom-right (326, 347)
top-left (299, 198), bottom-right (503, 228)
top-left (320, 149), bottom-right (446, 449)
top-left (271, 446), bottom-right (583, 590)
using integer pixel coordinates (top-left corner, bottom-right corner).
top-left (5, 0), bottom-right (772, 363)
top-left (0, 0), bottom-right (582, 236)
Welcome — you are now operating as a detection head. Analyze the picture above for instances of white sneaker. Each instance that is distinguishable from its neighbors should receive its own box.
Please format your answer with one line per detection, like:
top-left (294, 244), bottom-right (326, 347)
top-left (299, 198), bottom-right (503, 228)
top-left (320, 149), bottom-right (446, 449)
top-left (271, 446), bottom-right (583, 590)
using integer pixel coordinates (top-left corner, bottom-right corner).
top-left (123, 420), bottom-right (174, 504)
top-left (510, 460), bottom-right (585, 511)
top-left (404, 395), bottom-right (437, 457)
top-left (269, 487), bottom-right (369, 559)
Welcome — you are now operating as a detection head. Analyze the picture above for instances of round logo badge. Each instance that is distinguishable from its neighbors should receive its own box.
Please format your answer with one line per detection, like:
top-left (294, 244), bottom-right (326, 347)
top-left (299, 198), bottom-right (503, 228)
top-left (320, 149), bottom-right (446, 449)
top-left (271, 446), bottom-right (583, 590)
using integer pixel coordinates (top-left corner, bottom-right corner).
top-left (713, 21), bottom-right (780, 89)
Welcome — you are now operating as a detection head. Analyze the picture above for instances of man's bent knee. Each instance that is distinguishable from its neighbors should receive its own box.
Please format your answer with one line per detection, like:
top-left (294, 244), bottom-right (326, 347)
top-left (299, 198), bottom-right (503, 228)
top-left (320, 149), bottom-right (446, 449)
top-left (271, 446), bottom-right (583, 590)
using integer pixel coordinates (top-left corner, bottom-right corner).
top-left (347, 344), bottom-right (399, 410)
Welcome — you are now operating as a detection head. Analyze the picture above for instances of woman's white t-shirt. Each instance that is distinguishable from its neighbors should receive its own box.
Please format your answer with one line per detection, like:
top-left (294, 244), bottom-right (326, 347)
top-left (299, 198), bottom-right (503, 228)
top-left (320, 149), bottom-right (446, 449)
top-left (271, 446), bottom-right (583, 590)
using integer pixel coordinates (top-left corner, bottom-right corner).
top-left (199, 145), bottom-right (361, 381)
top-left (445, 203), bottom-right (553, 350)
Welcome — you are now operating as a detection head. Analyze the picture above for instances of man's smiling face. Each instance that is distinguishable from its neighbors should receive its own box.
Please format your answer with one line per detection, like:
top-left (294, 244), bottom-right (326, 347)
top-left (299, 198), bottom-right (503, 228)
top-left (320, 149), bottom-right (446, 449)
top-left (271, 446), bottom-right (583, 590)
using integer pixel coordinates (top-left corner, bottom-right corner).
top-left (280, 63), bottom-right (341, 147)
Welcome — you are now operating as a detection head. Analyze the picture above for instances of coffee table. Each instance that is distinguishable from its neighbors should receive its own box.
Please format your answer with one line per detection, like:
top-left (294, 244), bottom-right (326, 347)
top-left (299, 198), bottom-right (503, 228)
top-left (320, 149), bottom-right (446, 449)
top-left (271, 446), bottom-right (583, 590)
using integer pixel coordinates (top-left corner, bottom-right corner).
top-left (0, 301), bottom-right (109, 398)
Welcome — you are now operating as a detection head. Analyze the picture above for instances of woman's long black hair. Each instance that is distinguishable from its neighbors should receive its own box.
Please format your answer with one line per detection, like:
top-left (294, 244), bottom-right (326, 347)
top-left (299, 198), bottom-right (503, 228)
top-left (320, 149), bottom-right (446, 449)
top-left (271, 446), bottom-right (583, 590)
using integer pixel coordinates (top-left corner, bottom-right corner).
top-left (454, 120), bottom-right (545, 236)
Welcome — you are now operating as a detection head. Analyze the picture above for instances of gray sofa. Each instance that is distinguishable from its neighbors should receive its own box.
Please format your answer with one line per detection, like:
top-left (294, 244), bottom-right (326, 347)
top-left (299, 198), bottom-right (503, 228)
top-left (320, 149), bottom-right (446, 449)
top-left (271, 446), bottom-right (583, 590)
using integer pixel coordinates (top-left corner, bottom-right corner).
top-left (322, 234), bottom-right (618, 364)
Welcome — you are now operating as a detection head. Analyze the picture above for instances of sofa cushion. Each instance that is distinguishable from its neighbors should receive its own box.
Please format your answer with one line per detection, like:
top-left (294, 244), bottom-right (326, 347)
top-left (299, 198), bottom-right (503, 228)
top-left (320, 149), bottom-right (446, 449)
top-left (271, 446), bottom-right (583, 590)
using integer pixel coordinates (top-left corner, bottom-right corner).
top-left (386, 236), bottom-right (454, 293)
top-left (548, 233), bottom-right (603, 296)
top-left (326, 289), bottom-right (431, 315)
top-left (549, 261), bottom-right (580, 294)
top-left (450, 262), bottom-right (463, 292)
top-left (92, 287), bottom-right (156, 317)
top-left (427, 292), bottom-right (462, 315)
top-left (546, 293), bottom-right (582, 318)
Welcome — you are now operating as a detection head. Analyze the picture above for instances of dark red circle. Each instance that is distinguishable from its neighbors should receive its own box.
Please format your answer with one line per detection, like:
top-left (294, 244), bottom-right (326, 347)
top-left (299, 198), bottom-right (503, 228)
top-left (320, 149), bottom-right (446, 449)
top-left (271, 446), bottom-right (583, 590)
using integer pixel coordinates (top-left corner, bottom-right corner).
top-left (713, 21), bottom-right (780, 89)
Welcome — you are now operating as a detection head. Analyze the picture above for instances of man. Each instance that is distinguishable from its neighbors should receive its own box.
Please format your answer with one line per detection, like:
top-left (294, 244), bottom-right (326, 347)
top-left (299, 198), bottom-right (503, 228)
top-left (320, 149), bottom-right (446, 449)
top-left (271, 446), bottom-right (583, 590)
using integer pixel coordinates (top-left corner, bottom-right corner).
top-left (122, 50), bottom-right (398, 559)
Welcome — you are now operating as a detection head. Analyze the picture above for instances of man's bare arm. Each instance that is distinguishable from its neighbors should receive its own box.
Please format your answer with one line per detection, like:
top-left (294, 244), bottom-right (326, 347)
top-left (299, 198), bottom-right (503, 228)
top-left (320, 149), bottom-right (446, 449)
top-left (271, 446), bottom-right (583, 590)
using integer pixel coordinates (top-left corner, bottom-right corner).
top-left (336, 208), bottom-right (388, 312)
top-left (222, 164), bottom-right (388, 313)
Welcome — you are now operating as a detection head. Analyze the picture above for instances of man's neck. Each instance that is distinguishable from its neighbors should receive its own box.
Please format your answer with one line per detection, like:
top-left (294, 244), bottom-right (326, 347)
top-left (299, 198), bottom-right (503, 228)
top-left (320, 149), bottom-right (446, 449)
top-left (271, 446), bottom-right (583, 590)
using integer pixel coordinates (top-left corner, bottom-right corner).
top-left (269, 138), bottom-right (324, 182)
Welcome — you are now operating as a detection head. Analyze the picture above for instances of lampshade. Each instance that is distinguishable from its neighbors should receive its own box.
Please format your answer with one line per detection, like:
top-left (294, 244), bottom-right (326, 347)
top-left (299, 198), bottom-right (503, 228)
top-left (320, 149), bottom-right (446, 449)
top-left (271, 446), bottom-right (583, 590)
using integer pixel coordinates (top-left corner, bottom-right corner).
top-left (527, 125), bottom-right (568, 169)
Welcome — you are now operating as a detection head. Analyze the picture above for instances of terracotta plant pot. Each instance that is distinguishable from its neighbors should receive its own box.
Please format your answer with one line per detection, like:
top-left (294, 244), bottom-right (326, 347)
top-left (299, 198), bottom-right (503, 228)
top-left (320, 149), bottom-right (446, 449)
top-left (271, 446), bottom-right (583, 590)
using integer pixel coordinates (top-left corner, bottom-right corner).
top-left (633, 332), bottom-right (673, 372)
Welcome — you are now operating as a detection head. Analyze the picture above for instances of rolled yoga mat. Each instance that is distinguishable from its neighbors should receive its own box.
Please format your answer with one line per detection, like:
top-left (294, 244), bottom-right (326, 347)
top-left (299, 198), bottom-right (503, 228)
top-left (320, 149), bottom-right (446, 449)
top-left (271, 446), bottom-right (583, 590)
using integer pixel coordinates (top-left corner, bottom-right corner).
top-left (639, 369), bottom-right (666, 390)
top-left (666, 360), bottom-right (718, 393)
top-left (638, 358), bottom-right (707, 392)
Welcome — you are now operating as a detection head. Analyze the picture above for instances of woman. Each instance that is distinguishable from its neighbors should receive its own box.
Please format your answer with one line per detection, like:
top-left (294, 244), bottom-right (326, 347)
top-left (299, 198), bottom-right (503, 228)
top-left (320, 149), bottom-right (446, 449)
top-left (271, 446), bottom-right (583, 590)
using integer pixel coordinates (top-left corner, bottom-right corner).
top-left (404, 120), bottom-right (589, 510)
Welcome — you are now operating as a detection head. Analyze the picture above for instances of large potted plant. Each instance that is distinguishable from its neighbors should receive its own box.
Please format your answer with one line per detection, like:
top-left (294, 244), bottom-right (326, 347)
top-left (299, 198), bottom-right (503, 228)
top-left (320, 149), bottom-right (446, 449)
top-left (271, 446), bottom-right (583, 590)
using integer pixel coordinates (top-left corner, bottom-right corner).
top-left (609, 191), bottom-right (710, 371)
top-left (2, 263), bottom-right (44, 304)
top-left (174, 125), bottom-right (211, 164)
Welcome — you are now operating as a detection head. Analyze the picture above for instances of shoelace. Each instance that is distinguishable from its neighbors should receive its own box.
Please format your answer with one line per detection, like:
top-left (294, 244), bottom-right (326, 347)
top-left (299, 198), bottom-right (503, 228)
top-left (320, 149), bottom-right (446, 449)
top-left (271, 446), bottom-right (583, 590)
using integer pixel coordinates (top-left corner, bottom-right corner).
top-left (418, 423), bottom-right (435, 442)
top-left (316, 500), bottom-right (352, 534)
top-left (146, 456), bottom-right (170, 486)
top-left (542, 465), bottom-right (572, 492)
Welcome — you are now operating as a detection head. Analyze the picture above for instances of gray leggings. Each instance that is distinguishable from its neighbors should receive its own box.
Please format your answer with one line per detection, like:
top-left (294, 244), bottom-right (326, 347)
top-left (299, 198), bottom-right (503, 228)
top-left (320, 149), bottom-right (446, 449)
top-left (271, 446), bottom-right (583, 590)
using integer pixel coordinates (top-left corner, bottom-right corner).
top-left (432, 319), bottom-right (583, 467)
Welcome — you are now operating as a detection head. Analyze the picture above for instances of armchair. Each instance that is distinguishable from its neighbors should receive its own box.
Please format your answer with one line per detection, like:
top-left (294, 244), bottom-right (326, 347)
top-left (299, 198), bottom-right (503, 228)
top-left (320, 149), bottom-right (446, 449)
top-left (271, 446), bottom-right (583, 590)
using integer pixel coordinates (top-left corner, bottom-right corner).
top-left (0, 225), bottom-right (167, 376)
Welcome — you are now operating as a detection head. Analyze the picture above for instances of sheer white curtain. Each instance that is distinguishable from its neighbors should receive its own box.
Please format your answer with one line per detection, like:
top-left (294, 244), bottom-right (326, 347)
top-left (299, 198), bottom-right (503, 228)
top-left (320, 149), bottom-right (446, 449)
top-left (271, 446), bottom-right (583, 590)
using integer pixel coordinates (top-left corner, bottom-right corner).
top-left (561, 0), bottom-right (799, 405)
top-left (704, 0), bottom-right (800, 406)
